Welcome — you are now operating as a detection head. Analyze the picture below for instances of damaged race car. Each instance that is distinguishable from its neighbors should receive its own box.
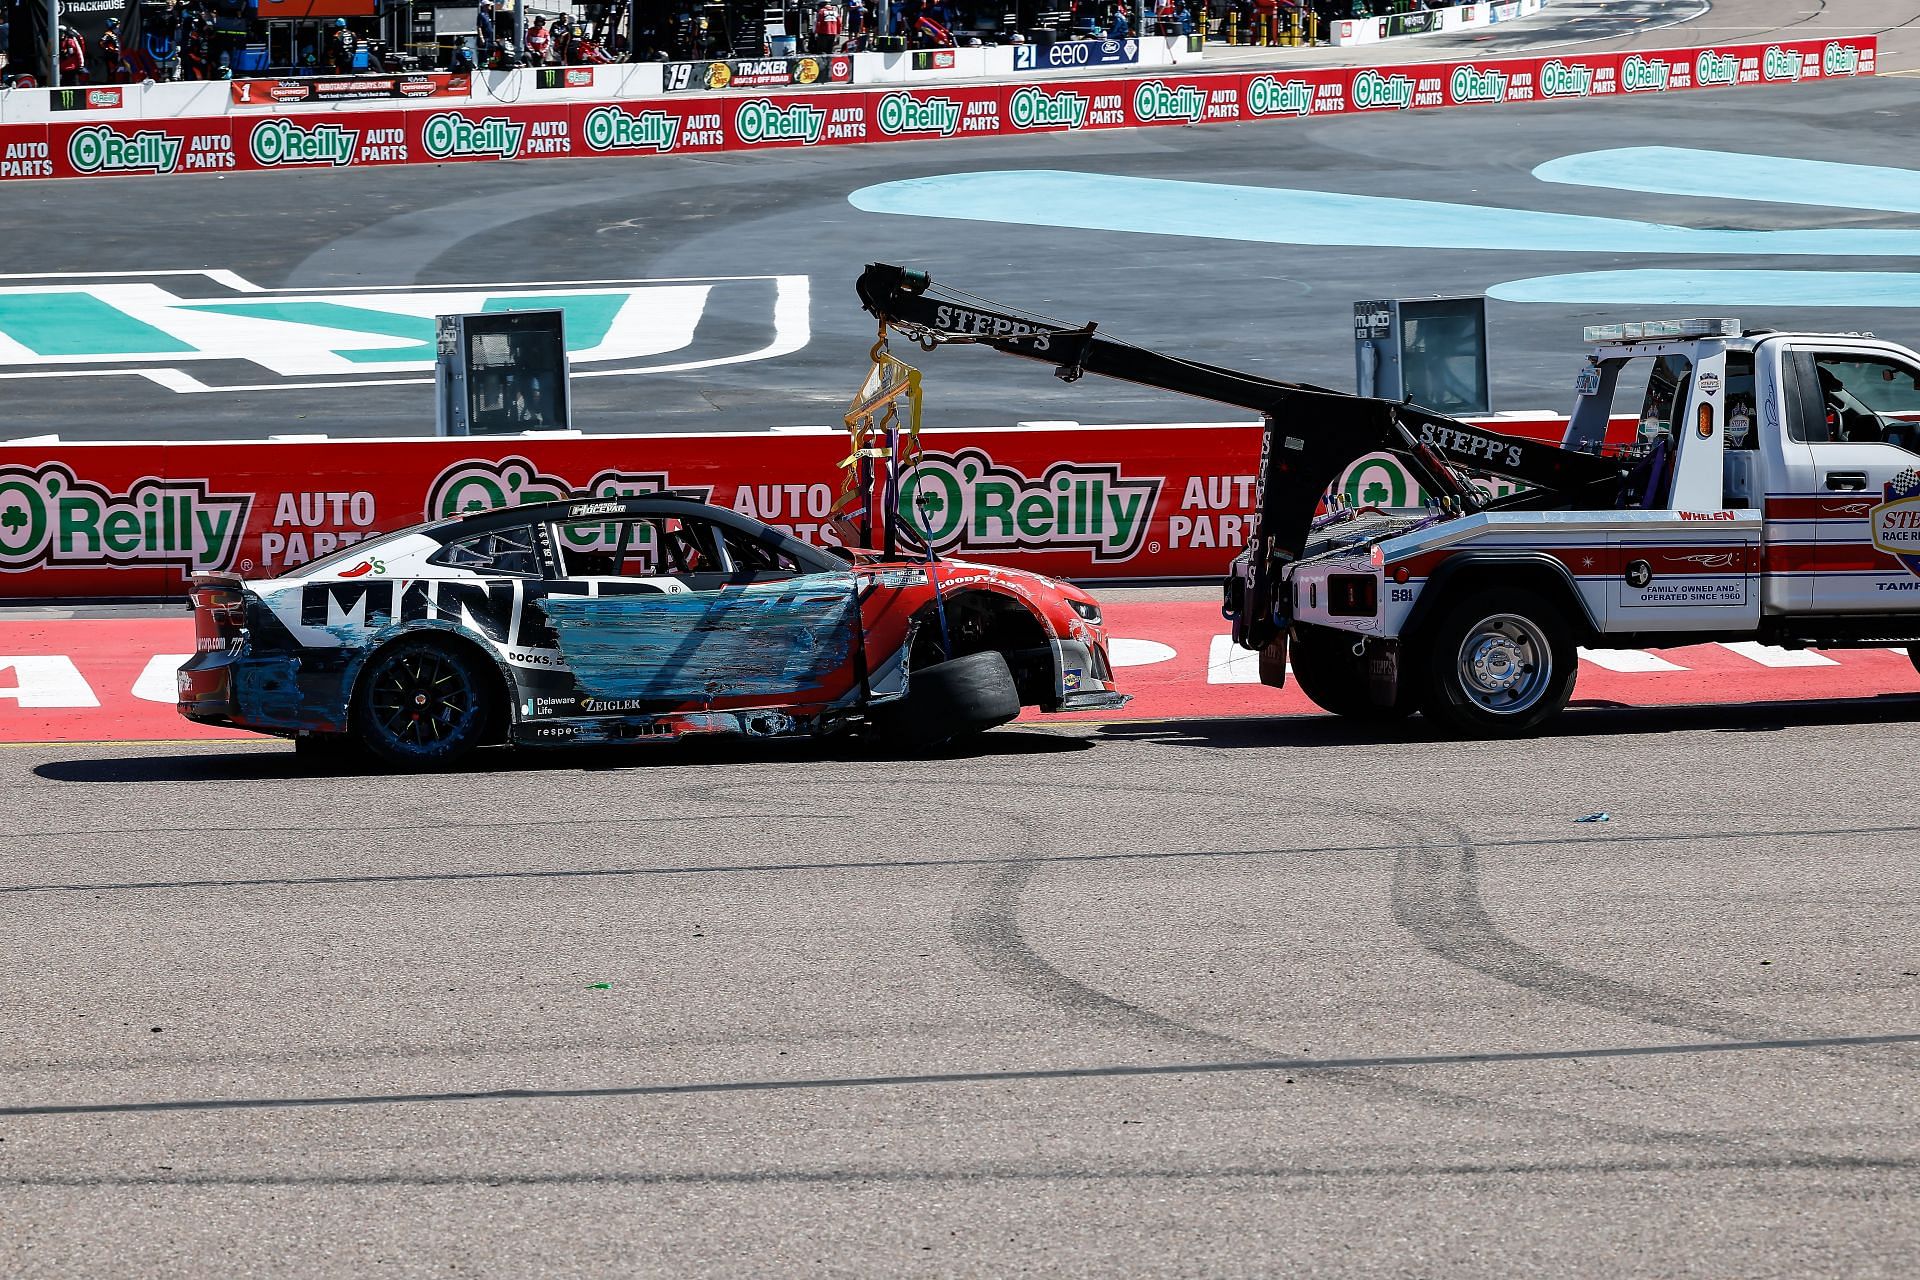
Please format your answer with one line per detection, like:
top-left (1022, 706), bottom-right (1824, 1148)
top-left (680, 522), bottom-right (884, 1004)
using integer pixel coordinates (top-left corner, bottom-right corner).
top-left (176, 491), bottom-right (1127, 767)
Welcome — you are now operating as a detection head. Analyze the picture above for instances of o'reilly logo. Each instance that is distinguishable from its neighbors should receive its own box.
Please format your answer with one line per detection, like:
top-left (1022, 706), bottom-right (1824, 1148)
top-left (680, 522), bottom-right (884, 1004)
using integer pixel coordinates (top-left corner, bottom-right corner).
top-left (1246, 76), bottom-right (1312, 117)
top-left (421, 113), bottom-right (524, 160)
top-left (67, 126), bottom-right (182, 174)
top-left (898, 448), bottom-right (1161, 564)
top-left (0, 463), bottom-right (251, 572)
top-left (1696, 50), bottom-right (1741, 86)
top-left (877, 93), bottom-right (960, 136)
top-left (1448, 65), bottom-right (1508, 104)
top-left (249, 118), bottom-right (357, 168)
top-left (1621, 55), bottom-right (1671, 92)
top-left (1352, 69), bottom-right (1414, 110)
top-left (1539, 60), bottom-right (1595, 98)
top-left (1762, 46), bottom-right (1804, 82)
top-left (735, 99), bottom-right (825, 145)
top-left (1132, 81), bottom-right (1205, 123)
top-left (582, 105), bottom-right (678, 153)
top-left (1824, 42), bottom-right (1862, 75)
top-left (1008, 85), bottom-right (1088, 130)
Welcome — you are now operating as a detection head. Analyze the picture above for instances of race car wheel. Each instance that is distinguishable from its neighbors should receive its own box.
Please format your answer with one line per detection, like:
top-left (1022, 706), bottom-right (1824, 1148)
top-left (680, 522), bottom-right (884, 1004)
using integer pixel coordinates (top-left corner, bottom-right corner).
top-left (1288, 625), bottom-right (1416, 722)
top-left (873, 649), bottom-right (1022, 750)
top-left (1422, 589), bottom-right (1576, 737)
top-left (352, 638), bottom-right (496, 769)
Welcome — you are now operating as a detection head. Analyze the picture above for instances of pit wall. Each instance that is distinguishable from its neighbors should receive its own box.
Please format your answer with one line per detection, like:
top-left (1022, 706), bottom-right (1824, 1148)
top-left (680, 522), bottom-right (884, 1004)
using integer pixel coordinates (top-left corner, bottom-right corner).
top-left (0, 35), bottom-right (1874, 181)
top-left (0, 37), bottom-right (1203, 126)
top-left (0, 415), bottom-right (1647, 600)
top-left (1329, 0), bottom-right (1548, 48)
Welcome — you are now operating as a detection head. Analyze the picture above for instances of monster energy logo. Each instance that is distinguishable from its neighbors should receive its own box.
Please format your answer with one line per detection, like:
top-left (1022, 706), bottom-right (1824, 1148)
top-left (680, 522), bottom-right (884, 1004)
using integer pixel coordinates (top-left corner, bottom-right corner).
top-left (1824, 42), bottom-right (1862, 75)
top-left (249, 118), bottom-right (358, 168)
top-left (898, 449), bottom-right (1162, 564)
top-left (67, 126), bottom-right (182, 174)
top-left (1695, 50), bottom-right (1741, 87)
top-left (582, 105), bottom-right (679, 153)
top-left (735, 99), bottom-right (825, 145)
top-left (1351, 70), bottom-right (1414, 110)
top-left (0, 463), bottom-right (251, 572)
top-left (1008, 86), bottom-right (1088, 129)
top-left (1246, 76), bottom-right (1312, 117)
top-left (420, 113), bottom-right (525, 159)
top-left (1448, 66), bottom-right (1509, 104)
top-left (1621, 55), bottom-right (1671, 92)
top-left (1131, 81), bottom-right (1205, 123)
top-left (877, 93), bottom-right (960, 136)
top-left (1539, 60), bottom-right (1595, 98)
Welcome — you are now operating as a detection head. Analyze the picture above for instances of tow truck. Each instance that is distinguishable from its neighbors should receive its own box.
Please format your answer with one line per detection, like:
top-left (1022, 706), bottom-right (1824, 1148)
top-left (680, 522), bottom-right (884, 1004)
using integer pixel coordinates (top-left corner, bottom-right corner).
top-left (857, 262), bottom-right (1920, 734)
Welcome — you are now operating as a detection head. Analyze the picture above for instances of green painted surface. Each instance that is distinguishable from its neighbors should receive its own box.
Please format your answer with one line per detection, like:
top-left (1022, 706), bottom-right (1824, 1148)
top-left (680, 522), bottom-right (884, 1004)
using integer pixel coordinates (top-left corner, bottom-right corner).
top-left (0, 294), bottom-right (195, 357)
top-left (182, 294), bottom-right (630, 364)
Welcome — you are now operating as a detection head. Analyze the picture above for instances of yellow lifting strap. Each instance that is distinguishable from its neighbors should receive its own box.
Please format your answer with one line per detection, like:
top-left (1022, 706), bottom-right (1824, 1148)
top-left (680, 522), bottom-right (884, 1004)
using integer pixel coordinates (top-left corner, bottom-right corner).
top-left (834, 328), bottom-right (925, 518)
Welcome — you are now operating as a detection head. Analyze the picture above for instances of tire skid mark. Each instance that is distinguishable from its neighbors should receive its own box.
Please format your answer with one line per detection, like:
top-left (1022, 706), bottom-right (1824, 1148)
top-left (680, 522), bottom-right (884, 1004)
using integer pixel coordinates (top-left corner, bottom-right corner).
top-left (945, 796), bottom-right (1805, 1163)
top-left (1390, 817), bottom-right (1920, 1073)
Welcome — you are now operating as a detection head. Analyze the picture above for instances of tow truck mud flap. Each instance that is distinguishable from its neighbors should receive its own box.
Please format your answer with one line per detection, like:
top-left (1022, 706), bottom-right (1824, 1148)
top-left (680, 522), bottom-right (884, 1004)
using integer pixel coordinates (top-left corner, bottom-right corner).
top-left (1258, 633), bottom-right (1289, 689)
top-left (537, 574), bottom-right (858, 702)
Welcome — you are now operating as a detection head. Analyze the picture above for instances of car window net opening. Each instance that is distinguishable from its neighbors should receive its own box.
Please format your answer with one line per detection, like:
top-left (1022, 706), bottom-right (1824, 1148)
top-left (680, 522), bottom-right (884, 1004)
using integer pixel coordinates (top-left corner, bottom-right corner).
top-left (432, 526), bottom-right (541, 576)
top-left (557, 517), bottom-right (721, 578)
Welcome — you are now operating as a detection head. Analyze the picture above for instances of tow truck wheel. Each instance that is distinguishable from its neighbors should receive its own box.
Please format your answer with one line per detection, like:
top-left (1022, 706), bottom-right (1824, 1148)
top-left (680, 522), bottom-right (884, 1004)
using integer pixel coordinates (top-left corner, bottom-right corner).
top-left (351, 637), bottom-right (497, 769)
top-left (1289, 625), bottom-right (1416, 721)
top-left (1422, 590), bottom-right (1577, 737)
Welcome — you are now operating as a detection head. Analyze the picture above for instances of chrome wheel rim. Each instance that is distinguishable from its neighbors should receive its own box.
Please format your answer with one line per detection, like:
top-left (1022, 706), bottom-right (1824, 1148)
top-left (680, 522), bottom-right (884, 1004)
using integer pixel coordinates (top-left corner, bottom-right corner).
top-left (368, 651), bottom-right (474, 752)
top-left (1455, 614), bottom-right (1553, 715)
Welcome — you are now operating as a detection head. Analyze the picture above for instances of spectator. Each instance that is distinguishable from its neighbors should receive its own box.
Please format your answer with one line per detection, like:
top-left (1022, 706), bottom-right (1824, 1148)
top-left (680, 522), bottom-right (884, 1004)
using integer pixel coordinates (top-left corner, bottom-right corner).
top-left (475, 0), bottom-right (496, 56)
top-left (324, 17), bottom-right (357, 75)
top-left (97, 17), bottom-right (123, 82)
top-left (812, 1), bottom-right (841, 54)
top-left (58, 24), bottom-right (86, 83)
top-left (524, 16), bottom-right (551, 63)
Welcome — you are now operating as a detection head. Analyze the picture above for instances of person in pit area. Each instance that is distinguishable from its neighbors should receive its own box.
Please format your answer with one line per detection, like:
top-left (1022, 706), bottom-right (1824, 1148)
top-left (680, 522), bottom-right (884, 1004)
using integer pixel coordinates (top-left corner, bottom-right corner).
top-left (58, 24), bottom-right (86, 82)
top-left (524, 15), bottom-right (551, 63)
top-left (324, 16), bottom-right (357, 75)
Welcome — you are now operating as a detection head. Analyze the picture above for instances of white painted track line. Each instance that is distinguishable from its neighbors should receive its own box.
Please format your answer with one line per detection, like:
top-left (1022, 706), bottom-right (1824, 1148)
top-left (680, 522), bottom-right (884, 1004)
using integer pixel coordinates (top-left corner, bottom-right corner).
top-left (1579, 647), bottom-right (1687, 673)
top-left (1719, 642), bottom-right (1840, 668)
top-left (1207, 634), bottom-right (1267, 684)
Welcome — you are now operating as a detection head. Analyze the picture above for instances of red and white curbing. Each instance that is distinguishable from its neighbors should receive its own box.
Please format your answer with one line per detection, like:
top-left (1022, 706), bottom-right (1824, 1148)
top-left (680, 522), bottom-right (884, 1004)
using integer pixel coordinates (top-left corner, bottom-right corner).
top-left (2, 603), bottom-right (1913, 744)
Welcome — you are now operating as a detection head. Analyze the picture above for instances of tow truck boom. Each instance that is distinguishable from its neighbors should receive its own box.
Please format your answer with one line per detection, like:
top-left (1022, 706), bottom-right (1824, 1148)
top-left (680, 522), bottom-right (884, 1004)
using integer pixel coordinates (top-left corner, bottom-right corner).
top-left (856, 262), bottom-right (1623, 641)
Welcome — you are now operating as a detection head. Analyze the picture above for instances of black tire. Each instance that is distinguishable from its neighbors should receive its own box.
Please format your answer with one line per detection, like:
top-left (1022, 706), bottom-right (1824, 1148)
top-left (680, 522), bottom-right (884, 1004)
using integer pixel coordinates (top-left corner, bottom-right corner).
top-left (873, 649), bottom-right (1022, 750)
top-left (1421, 589), bottom-right (1577, 737)
top-left (1288, 625), bottom-right (1416, 722)
top-left (351, 637), bottom-right (498, 769)
top-left (1909, 644), bottom-right (1920, 677)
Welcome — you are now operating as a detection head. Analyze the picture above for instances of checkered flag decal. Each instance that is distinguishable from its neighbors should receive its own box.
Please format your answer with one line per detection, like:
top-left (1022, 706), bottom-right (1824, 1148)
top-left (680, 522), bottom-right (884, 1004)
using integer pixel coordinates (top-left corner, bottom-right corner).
top-left (1891, 468), bottom-right (1920, 500)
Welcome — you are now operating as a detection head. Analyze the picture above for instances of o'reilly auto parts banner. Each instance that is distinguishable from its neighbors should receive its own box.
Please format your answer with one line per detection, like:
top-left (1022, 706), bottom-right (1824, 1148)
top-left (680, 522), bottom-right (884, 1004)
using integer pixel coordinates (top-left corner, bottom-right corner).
top-left (0, 37), bottom-right (1877, 181)
top-left (0, 418), bottom-right (1638, 599)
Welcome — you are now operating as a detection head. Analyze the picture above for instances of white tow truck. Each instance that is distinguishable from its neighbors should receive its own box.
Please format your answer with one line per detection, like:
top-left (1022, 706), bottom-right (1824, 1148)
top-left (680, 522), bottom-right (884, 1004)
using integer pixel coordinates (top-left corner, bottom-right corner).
top-left (1250, 318), bottom-right (1920, 733)
top-left (853, 265), bottom-right (1920, 735)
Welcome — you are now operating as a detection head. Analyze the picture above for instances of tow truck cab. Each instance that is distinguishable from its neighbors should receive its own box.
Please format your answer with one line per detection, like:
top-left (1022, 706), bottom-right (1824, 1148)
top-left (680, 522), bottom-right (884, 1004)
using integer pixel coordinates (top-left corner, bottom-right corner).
top-left (1269, 319), bottom-right (1920, 733)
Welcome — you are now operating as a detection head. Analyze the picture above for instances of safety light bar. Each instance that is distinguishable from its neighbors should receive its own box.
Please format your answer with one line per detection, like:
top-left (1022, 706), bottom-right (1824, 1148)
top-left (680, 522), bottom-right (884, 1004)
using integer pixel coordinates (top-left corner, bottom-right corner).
top-left (1583, 318), bottom-right (1741, 343)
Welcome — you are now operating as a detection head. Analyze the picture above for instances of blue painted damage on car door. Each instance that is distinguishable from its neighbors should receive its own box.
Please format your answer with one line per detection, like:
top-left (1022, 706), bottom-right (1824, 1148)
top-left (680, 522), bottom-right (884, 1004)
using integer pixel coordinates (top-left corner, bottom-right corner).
top-left (539, 574), bottom-right (860, 702)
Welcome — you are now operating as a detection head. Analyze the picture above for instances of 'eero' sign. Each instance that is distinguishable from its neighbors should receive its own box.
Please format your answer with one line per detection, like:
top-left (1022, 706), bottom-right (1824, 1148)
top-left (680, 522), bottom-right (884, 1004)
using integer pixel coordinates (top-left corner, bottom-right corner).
top-left (1014, 38), bottom-right (1139, 71)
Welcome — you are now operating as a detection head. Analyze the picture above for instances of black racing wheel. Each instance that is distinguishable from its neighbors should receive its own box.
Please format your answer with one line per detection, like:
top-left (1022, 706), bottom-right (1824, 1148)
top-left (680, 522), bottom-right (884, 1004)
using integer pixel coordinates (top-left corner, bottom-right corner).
top-left (352, 637), bottom-right (497, 769)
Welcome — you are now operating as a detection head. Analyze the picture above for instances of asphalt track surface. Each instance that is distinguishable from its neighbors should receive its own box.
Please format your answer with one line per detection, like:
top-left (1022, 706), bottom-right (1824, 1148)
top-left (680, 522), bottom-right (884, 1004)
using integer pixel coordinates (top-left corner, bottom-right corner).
top-left (4, 0), bottom-right (1919, 441)
top-left (6, 6), bottom-right (1920, 1273)
top-left (2, 700), bottom-right (1918, 1275)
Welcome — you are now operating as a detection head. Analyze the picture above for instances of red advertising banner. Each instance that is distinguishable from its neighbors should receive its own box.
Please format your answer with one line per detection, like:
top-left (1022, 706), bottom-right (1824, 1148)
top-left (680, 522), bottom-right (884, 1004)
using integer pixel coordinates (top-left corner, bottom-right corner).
top-left (0, 36), bottom-right (1878, 182)
top-left (0, 417), bottom-right (1634, 600)
top-left (229, 72), bottom-right (470, 106)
